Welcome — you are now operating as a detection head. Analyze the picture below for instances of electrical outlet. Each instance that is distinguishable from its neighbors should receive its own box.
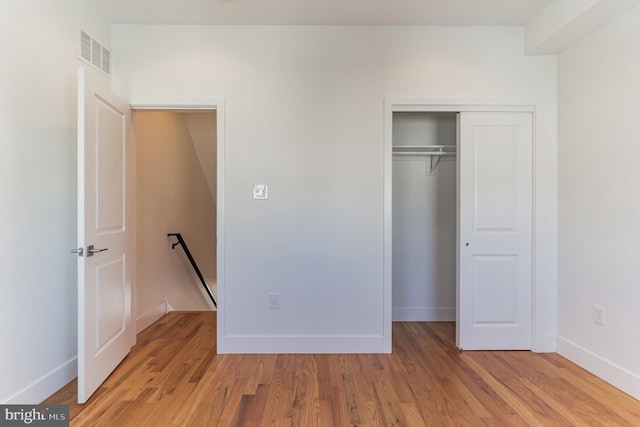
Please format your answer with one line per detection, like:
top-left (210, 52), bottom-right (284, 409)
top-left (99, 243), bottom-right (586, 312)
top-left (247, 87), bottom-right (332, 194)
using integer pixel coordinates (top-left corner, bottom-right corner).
top-left (269, 293), bottom-right (280, 309)
top-left (593, 304), bottom-right (605, 325)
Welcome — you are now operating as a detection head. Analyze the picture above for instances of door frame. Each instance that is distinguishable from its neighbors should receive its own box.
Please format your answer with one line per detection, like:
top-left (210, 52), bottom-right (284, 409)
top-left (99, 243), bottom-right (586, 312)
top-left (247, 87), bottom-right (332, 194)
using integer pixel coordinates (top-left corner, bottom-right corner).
top-left (129, 97), bottom-right (226, 352)
top-left (383, 97), bottom-right (553, 353)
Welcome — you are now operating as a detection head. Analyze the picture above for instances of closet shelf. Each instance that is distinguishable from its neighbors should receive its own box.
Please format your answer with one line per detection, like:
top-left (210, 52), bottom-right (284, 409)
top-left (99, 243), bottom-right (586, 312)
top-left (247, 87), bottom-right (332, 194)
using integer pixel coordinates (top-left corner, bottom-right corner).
top-left (392, 145), bottom-right (457, 175)
top-left (392, 145), bottom-right (456, 155)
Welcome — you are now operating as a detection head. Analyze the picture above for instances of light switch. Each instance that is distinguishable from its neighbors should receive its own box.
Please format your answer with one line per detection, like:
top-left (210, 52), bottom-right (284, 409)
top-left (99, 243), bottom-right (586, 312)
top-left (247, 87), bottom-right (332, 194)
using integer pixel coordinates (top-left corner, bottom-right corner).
top-left (253, 184), bottom-right (268, 200)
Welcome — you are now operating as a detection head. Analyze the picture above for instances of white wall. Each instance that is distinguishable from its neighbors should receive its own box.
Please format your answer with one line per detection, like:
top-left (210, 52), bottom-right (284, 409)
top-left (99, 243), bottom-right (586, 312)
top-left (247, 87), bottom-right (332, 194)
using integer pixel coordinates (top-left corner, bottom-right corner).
top-left (0, 1), bottom-right (109, 403)
top-left (135, 112), bottom-right (216, 331)
top-left (392, 113), bottom-right (457, 321)
top-left (557, 4), bottom-right (640, 399)
top-left (111, 25), bottom-right (557, 353)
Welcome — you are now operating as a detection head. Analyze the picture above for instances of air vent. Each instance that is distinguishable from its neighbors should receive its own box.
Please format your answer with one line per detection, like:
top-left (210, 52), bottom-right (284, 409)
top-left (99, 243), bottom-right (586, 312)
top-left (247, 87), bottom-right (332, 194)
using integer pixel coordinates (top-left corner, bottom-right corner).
top-left (78, 30), bottom-right (111, 77)
top-left (101, 46), bottom-right (111, 75)
top-left (80, 31), bottom-right (91, 62)
top-left (91, 39), bottom-right (101, 67)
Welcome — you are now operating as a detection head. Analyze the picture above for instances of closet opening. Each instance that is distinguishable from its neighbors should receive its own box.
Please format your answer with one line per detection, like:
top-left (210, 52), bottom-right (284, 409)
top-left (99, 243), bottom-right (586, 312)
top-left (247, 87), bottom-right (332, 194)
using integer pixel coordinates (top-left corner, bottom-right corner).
top-left (391, 112), bottom-right (458, 332)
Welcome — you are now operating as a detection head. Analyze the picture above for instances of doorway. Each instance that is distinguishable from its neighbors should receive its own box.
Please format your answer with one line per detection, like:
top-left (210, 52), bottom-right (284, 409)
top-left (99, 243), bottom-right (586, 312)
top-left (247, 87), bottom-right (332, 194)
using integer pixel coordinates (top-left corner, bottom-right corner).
top-left (391, 112), bottom-right (457, 323)
top-left (133, 109), bottom-right (219, 331)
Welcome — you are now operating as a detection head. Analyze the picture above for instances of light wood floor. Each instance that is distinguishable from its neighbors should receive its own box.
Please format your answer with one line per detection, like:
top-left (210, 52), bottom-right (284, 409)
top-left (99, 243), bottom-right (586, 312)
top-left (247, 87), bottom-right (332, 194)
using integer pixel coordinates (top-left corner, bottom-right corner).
top-left (44, 312), bottom-right (640, 426)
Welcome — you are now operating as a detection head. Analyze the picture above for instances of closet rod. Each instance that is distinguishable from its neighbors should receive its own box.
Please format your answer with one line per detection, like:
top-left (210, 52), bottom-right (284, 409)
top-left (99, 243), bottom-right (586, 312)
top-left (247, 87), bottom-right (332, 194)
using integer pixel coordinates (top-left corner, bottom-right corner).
top-left (393, 145), bottom-right (455, 149)
top-left (392, 152), bottom-right (454, 156)
top-left (392, 145), bottom-right (456, 175)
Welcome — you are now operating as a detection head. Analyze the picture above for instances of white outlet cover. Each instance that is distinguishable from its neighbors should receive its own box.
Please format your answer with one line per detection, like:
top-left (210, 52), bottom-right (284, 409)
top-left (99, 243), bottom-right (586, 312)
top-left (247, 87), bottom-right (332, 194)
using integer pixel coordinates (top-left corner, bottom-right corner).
top-left (593, 304), bottom-right (605, 325)
top-left (269, 292), bottom-right (279, 309)
top-left (253, 184), bottom-right (268, 200)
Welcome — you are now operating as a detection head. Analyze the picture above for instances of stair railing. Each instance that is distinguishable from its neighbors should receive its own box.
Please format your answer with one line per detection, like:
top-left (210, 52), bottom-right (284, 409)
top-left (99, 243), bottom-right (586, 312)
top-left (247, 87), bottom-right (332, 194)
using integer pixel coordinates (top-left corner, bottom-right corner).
top-left (167, 233), bottom-right (217, 308)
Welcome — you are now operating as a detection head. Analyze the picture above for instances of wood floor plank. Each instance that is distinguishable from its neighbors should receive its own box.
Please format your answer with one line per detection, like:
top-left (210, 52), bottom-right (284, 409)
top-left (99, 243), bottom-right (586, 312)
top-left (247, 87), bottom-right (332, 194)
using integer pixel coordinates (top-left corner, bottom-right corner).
top-left (459, 353), bottom-right (547, 427)
top-left (43, 312), bottom-right (640, 426)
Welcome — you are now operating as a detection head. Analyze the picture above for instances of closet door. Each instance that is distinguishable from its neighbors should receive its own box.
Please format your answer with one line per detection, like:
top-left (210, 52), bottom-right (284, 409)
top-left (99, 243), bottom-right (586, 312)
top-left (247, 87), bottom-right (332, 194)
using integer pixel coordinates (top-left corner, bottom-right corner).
top-left (457, 112), bottom-right (532, 350)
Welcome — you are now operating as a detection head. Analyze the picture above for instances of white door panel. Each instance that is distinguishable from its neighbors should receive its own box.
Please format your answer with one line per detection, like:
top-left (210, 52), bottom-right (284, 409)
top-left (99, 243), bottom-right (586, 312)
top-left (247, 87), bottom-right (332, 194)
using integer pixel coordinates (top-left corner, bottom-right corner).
top-left (472, 255), bottom-right (518, 323)
top-left (95, 98), bottom-right (126, 233)
top-left (77, 67), bottom-right (134, 403)
top-left (473, 131), bottom-right (518, 231)
top-left (458, 112), bottom-right (532, 350)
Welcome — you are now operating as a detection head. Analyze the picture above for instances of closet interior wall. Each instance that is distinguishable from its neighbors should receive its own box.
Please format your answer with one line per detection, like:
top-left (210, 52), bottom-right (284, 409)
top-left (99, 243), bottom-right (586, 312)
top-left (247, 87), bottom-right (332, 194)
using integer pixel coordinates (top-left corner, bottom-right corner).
top-left (392, 112), bottom-right (457, 321)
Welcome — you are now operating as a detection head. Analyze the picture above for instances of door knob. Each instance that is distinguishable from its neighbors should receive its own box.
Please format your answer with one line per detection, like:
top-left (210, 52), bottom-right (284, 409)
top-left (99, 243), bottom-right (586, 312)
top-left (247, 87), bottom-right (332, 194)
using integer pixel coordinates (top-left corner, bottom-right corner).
top-left (86, 245), bottom-right (108, 257)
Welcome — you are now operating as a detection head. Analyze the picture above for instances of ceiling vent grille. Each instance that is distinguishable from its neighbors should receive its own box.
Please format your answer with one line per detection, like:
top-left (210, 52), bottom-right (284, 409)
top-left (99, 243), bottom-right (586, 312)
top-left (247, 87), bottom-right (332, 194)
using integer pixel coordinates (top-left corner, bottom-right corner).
top-left (78, 30), bottom-right (111, 77)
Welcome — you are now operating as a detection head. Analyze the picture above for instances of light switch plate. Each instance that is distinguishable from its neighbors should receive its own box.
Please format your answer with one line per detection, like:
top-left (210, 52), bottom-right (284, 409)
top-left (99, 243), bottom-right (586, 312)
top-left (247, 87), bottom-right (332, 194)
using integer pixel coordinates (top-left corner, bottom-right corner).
top-left (253, 184), bottom-right (268, 199)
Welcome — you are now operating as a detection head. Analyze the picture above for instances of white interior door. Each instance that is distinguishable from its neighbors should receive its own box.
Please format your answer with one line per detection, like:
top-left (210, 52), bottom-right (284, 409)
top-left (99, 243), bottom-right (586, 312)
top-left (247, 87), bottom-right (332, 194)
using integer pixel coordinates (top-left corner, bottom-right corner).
top-left (457, 111), bottom-right (533, 350)
top-left (76, 67), bottom-right (134, 403)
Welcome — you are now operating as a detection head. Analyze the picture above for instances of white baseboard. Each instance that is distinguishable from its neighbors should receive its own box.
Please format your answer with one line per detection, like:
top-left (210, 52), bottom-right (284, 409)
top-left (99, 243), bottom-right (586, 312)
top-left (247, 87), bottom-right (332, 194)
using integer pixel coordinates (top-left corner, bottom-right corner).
top-left (136, 301), bottom-right (170, 333)
top-left (4, 357), bottom-right (77, 404)
top-left (392, 306), bottom-right (455, 321)
top-left (218, 335), bottom-right (389, 354)
top-left (557, 336), bottom-right (640, 400)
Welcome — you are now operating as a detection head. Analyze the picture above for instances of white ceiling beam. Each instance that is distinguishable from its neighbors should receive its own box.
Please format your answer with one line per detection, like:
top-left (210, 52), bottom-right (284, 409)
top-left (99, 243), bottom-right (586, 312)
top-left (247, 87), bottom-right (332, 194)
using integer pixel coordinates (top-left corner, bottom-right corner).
top-left (525, 0), bottom-right (640, 55)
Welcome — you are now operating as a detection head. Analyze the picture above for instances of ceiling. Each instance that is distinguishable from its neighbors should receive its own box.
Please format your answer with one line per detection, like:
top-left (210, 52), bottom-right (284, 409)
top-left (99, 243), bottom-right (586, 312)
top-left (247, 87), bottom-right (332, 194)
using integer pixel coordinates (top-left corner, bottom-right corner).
top-left (89, 0), bottom-right (555, 26)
